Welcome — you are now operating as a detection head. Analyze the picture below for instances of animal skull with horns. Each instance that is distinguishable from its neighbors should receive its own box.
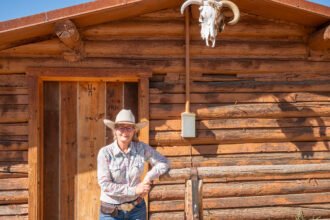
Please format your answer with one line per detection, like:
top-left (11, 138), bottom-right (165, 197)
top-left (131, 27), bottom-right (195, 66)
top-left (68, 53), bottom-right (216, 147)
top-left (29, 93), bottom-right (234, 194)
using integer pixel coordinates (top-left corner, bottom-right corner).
top-left (181, 0), bottom-right (240, 47)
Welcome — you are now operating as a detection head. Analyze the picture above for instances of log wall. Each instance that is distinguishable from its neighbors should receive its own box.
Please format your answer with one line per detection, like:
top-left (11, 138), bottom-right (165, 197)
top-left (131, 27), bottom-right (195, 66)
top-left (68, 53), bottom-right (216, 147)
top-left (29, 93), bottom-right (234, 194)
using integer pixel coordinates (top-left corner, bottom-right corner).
top-left (0, 6), bottom-right (329, 219)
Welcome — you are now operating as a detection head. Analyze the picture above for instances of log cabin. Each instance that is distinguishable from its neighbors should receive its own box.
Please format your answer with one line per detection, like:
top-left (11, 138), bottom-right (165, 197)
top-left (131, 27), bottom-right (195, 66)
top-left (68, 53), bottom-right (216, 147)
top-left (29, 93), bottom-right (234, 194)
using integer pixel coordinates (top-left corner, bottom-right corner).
top-left (0, 0), bottom-right (329, 219)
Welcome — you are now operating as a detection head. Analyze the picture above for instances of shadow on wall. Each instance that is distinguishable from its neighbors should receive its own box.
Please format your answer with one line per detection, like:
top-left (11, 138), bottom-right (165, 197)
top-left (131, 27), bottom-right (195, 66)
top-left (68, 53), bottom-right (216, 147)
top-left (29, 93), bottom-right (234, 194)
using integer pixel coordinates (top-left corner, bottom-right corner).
top-left (277, 101), bottom-right (329, 159)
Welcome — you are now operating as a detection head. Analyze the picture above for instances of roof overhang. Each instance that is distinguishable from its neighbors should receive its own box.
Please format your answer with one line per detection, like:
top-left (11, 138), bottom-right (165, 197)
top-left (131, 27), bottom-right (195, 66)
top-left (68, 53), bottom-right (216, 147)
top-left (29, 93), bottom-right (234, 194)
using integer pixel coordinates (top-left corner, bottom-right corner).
top-left (0, 0), bottom-right (329, 51)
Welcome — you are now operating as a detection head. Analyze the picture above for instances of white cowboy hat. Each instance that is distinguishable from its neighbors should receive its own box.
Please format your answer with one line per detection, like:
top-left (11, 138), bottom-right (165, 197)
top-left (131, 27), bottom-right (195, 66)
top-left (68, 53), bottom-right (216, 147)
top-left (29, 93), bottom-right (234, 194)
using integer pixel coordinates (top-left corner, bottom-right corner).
top-left (103, 109), bottom-right (147, 130)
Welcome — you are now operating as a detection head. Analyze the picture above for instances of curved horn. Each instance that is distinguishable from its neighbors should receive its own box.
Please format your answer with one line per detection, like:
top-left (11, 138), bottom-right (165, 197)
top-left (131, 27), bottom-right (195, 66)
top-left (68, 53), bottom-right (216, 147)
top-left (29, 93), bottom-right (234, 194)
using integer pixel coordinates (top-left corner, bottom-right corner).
top-left (221, 0), bottom-right (240, 25)
top-left (180, 0), bottom-right (203, 14)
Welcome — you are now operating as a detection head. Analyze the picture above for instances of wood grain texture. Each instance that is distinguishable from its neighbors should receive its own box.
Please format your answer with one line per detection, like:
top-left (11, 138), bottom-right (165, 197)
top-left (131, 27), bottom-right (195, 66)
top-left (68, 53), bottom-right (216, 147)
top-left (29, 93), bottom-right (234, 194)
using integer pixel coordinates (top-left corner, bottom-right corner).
top-left (77, 82), bottom-right (105, 220)
top-left (60, 82), bottom-right (77, 220)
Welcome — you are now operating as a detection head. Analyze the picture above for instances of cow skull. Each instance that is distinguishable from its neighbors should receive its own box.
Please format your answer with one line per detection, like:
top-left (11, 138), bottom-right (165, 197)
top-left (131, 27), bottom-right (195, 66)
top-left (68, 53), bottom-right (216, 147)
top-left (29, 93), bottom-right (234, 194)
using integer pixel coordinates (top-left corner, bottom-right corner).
top-left (181, 0), bottom-right (240, 47)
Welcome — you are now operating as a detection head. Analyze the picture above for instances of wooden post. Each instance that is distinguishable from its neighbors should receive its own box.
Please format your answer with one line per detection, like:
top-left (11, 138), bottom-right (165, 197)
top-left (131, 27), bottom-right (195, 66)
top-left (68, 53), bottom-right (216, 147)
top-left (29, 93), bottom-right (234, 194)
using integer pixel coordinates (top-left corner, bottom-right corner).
top-left (185, 168), bottom-right (203, 220)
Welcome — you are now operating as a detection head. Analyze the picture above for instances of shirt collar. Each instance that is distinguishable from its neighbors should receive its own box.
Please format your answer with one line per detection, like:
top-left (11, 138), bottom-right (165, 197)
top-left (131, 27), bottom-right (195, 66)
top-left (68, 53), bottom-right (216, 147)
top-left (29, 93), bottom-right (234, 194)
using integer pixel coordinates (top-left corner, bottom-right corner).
top-left (113, 141), bottom-right (136, 157)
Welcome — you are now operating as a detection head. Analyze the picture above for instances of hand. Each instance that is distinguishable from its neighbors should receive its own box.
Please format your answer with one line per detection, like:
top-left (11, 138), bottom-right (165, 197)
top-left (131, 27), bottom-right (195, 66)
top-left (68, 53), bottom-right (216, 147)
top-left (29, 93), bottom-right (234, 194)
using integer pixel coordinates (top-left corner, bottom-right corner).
top-left (135, 182), bottom-right (151, 196)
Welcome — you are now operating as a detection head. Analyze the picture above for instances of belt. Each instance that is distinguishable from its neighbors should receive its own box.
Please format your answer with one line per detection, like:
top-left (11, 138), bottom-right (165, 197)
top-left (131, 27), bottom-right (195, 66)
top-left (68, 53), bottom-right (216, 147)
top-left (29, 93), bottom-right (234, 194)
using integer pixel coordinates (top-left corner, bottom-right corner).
top-left (102, 197), bottom-right (143, 212)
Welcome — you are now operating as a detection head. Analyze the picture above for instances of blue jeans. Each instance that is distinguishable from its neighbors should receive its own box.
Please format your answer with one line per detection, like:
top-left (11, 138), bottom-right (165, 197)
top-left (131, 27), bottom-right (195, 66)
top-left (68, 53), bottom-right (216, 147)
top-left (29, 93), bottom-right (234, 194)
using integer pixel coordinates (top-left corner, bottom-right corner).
top-left (99, 200), bottom-right (146, 220)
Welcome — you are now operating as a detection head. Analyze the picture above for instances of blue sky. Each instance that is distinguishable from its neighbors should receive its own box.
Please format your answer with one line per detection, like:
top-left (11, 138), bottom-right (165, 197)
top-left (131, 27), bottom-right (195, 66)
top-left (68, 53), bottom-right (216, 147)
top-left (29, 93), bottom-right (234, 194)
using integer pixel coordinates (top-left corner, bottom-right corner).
top-left (0, 0), bottom-right (329, 22)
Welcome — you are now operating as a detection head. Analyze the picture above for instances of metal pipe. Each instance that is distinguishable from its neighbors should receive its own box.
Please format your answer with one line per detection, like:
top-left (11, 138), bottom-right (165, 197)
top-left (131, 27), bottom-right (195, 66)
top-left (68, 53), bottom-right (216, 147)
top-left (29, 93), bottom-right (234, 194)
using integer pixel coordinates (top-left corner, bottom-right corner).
top-left (185, 6), bottom-right (191, 113)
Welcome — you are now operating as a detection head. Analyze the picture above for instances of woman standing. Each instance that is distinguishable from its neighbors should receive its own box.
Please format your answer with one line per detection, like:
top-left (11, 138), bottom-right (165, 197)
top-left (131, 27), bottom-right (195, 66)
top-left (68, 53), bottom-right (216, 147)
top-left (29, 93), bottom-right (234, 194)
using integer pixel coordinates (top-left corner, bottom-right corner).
top-left (98, 109), bottom-right (170, 220)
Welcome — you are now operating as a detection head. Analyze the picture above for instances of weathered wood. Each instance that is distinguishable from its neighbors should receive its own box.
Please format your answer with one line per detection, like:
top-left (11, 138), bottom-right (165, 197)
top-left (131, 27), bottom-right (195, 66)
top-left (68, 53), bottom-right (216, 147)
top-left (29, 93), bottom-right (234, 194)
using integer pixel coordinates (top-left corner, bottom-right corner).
top-left (27, 75), bottom-right (42, 220)
top-left (82, 17), bottom-right (310, 39)
top-left (0, 40), bottom-right (308, 60)
top-left (0, 105), bottom-right (28, 123)
top-left (150, 179), bottom-right (330, 201)
top-left (0, 124), bottom-right (28, 136)
top-left (26, 67), bottom-right (152, 81)
top-left (149, 211), bottom-right (184, 220)
top-left (138, 78), bottom-right (150, 212)
top-left (150, 80), bottom-right (330, 93)
top-left (0, 95), bottom-right (28, 105)
top-left (308, 25), bottom-right (330, 50)
top-left (150, 102), bottom-right (330, 120)
top-left (106, 82), bottom-right (123, 144)
top-left (1, 58), bottom-right (330, 75)
top-left (55, 20), bottom-right (82, 49)
top-left (0, 216), bottom-right (28, 220)
top-left (150, 192), bottom-right (330, 211)
top-left (0, 178), bottom-right (27, 190)
top-left (203, 205), bottom-right (330, 220)
top-left (77, 82), bottom-right (105, 220)
top-left (168, 151), bottom-right (330, 168)
top-left (59, 82), bottom-right (77, 220)
top-left (0, 163), bottom-right (27, 179)
top-left (237, 72), bottom-right (330, 82)
top-left (43, 82), bottom-right (60, 220)
top-left (185, 178), bottom-right (202, 220)
top-left (155, 141), bottom-right (330, 156)
top-left (0, 190), bottom-right (28, 204)
top-left (203, 192), bottom-right (330, 209)
top-left (124, 82), bottom-right (139, 119)
top-left (159, 163), bottom-right (330, 181)
top-left (0, 136), bottom-right (27, 141)
top-left (0, 204), bottom-right (28, 216)
top-left (151, 117), bottom-right (330, 131)
top-left (150, 92), bottom-right (330, 104)
top-left (0, 87), bottom-right (27, 95)
top-left (150, 127), bottom-right (330, 145)
top-left (0, 151), bottom-right (27, 162)
top-left (0, 75), bottom-right (26, 87)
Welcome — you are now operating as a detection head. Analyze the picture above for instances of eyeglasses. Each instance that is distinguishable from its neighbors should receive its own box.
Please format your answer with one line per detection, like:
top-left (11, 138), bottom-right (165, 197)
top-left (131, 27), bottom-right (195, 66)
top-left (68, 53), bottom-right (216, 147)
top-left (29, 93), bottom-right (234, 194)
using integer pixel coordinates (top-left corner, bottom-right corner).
top-left (116, 126), bottom-right (134, 132)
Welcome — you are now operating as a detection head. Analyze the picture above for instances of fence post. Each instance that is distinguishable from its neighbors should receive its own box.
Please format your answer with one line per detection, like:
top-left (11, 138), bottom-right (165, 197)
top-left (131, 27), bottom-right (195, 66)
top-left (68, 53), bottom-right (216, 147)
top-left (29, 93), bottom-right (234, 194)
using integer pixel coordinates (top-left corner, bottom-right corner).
top-left (185, 168), bottom-right (203, 220)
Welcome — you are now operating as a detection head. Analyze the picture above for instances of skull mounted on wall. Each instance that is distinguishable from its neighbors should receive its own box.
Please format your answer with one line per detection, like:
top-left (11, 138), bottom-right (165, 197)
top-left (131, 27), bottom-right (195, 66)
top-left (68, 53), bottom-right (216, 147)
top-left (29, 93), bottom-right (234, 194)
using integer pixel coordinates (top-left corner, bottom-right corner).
top-left (181, 0), bottom-right (240, 47)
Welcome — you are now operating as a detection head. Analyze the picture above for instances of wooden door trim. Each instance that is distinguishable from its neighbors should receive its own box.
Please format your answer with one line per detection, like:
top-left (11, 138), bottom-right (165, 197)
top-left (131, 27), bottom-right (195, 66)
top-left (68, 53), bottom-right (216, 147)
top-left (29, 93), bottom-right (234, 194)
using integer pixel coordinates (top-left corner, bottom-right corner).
top-left (27, 67), bottom-right (151, 220)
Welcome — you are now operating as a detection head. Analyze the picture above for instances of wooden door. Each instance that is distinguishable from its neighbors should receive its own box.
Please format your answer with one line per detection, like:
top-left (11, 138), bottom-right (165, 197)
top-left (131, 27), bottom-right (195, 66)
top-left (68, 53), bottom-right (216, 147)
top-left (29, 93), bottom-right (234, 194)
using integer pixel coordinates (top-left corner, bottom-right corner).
top-left (43, 81), bottom-right (138, 220)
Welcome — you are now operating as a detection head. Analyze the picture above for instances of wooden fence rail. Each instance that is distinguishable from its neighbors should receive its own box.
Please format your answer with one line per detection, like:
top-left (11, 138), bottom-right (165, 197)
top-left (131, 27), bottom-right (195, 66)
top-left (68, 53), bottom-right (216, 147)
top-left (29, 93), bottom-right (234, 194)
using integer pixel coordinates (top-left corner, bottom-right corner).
top-left (158, 163), bottom-right (330, 220)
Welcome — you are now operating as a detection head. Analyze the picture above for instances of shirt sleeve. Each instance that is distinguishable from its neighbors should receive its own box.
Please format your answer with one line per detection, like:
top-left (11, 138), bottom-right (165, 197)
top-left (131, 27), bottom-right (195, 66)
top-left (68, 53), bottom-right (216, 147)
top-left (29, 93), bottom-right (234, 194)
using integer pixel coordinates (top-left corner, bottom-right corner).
top-left (97, 148), bottom-right (136, 197)
top-left (143, 143), bottom-right (170, 181)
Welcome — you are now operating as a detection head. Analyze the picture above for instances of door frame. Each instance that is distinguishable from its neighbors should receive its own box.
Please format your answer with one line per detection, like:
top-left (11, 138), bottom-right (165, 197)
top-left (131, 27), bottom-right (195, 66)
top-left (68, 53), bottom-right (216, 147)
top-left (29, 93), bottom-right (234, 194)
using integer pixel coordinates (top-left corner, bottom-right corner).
top-left (26, 67), bottom-right (152, 220)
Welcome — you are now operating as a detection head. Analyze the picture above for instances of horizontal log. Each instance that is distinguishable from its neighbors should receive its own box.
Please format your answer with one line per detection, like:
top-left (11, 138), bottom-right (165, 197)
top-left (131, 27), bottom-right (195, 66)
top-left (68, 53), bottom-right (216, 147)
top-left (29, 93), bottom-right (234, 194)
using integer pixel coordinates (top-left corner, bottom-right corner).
top-left (0, 204), bottom-right (28, 216)
top-left (0, 178), bottom-right (27, 190)
top-left (150, 92), bottom-right (330, 104)
top-left (159, 163), bottom-right (330, 181)
top-left (168, 151), bottom-right (330, 169)
top-left (83, 17), bottom-right (310, 38)
top-left (238, 72), bottom-right (330, 82)
top-left (0, 125), bottom-right (28, 136)
top-left (0, 75), bottom-right (26, 87)
top-left (0, 151), bottom-right (27, 162)
top-left (150, 179), bottom-right (330, 201)
top-left (0, 87), bottom-right (27, 95)
top-left (0, 95), bottom-right (28, 105)
top-left (0, 216), bottom-right (28, 220)
top-left (150, 127), bottom-right (330, 145)
top-left (150, 102), bottom-right (330, 119)
top-left (149, 211), bottom-right (183, 220)
top-left (203, 205), bottom-right (330, 220)
top-left (308, 25), bottom-right (330, 51)
top-left (1, 57), bottom-right (329, 75)
top-left (0, 105), bottom-right (28, 123)
top-left (0, 142), bottom-right (28, 151)
top-left (0, 190), bottom-right (28, 204)
top-left (150, 192), bottom-right (330, 212)
top-left (151, 117), bottom-right (330, 131)
top-left (0, 136), bottom-right (27, 142)
top-left (0, 163), bottom-right (27, 179)
top-left (150, 80), bottom-right (330, 93)
top-left (0, 40), bottom-right (307, 60)
top-left (154, 141), bottom-right (330, 156)
top-left (205, 192), bottom-right (330, 209)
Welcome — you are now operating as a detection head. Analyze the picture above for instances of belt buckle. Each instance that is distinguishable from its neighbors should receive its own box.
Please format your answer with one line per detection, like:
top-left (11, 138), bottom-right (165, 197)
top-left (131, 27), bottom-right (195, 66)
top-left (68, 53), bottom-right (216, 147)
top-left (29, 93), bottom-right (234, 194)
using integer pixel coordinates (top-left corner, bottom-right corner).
top-left (120, 203), bottom-right (135, 212)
